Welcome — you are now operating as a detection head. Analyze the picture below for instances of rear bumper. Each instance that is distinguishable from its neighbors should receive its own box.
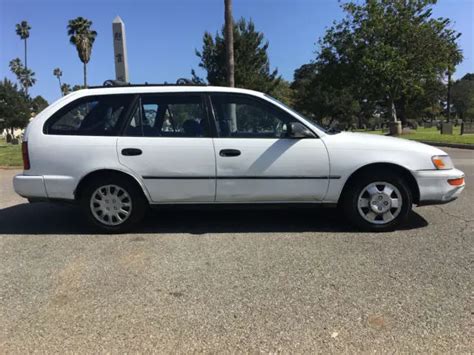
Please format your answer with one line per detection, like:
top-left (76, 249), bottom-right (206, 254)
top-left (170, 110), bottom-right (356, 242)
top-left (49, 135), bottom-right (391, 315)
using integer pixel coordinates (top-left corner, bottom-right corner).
top-left (413, 168), bottom-right (465, 206)
top-left (13, 174), bottom-right (48, 198)
top-left (14, 174), bottom-right (76, 200)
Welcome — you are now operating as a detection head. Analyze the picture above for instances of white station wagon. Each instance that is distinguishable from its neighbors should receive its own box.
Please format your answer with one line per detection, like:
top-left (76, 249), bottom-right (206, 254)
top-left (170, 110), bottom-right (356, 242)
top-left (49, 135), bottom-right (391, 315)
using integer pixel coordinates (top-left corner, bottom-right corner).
top-left (14, 84), bottom-right (465, 232)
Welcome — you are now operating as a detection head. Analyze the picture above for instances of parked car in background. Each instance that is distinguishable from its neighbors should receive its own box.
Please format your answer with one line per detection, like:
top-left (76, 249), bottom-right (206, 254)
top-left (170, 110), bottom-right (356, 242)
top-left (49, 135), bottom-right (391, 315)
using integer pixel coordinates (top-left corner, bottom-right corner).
top-left (14, 84), bottom-right (465, 232)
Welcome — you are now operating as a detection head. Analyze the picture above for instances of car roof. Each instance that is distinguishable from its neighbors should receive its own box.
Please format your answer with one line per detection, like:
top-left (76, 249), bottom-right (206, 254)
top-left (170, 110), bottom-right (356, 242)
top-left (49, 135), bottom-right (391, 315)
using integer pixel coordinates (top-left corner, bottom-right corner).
top-left (71, 85), bottom-right (267, 98)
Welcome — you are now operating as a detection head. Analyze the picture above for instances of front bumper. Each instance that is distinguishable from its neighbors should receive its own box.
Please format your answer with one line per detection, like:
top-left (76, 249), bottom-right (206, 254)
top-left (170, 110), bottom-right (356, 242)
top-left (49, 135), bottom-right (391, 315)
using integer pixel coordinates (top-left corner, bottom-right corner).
top-left (413, 168), bottom-right (465, 206)
top-left (13, 174), bottom-right (48, 198)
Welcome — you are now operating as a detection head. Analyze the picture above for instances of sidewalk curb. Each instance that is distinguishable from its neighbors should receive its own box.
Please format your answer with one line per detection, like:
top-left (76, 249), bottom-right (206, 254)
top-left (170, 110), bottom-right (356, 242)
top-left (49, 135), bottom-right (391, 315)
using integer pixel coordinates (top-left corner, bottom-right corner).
top-left (417, 141), bottom-right (474, 150)
top-left (0, 166), bottom-right (22, 170)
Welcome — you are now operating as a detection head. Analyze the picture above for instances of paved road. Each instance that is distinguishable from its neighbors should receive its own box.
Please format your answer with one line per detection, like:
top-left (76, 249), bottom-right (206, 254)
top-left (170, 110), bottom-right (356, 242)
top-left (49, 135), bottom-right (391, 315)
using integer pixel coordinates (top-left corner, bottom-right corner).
top-left (0, 148), bottom-right (472, 353)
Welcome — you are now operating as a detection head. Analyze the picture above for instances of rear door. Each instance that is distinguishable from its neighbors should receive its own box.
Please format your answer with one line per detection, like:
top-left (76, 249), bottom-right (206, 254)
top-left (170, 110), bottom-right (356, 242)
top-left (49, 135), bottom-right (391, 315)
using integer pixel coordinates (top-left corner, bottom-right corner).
top-left (117, 93), bottom-right (216, 203)
top-left (209, 93), bottom-right (330, 202)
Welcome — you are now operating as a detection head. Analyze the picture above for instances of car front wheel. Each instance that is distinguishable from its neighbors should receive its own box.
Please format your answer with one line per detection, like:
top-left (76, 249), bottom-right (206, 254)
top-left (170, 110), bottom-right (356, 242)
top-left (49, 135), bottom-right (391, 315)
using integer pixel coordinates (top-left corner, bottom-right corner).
top-left (342, 172), bottom-right (413, 232)
top-left (80, 176), bottom-right (147, 233)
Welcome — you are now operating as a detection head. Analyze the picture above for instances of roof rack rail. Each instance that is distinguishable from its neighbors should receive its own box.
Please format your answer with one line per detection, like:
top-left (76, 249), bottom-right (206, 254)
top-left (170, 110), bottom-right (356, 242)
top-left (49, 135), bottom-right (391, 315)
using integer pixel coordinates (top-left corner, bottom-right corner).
top-left (88, 78), bottom-right (207, 89)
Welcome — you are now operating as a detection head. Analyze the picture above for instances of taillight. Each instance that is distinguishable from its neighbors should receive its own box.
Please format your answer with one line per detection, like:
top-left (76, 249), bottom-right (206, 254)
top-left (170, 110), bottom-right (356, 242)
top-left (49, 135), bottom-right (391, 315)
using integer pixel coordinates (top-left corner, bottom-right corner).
top-left (22, 141), bottom-right (30, 170)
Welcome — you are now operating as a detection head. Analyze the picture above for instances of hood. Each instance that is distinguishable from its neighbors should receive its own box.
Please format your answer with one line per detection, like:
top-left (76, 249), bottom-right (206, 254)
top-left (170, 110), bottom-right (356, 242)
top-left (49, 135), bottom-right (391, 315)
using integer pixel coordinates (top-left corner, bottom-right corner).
top-left (324, 131), bottom-right (446, 155)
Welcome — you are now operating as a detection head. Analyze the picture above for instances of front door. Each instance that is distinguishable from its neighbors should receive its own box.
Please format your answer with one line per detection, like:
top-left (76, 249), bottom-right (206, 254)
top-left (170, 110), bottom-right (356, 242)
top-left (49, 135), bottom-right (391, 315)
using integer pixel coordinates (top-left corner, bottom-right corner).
top-left (209, 93), bottom-right (330, 202)
top-left (117, 93), bottom-right (216, 203)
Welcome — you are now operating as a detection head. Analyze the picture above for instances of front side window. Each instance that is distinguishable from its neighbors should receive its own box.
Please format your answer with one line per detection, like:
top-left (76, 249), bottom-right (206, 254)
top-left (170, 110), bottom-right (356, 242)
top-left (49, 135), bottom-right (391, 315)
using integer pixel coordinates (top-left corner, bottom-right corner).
top-left (210, 94), bottom-right (294, 138)
top-left (45, 95), bottom-right (133, 135)
top-left (125, 94), bottom-right (209, 138)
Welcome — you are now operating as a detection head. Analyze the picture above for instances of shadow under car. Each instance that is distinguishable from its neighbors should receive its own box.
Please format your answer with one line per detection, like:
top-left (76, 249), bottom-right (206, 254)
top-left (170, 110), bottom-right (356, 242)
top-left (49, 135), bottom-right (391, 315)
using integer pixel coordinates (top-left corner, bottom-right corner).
top-left (0, 202), bottom-right (428, 235)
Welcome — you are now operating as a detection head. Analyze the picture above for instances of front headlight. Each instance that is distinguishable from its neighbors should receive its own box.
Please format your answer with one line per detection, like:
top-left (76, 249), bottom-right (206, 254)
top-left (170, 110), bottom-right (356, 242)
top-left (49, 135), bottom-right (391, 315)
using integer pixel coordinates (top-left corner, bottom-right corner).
top-left (431, 155), bottom-right (454, 170)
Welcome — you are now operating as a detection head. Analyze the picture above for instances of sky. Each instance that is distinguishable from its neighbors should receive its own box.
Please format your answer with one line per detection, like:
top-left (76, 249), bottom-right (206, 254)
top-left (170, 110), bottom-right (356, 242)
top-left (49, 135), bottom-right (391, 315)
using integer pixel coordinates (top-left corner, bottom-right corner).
top-left (1, 0), bottom-right (473, 103)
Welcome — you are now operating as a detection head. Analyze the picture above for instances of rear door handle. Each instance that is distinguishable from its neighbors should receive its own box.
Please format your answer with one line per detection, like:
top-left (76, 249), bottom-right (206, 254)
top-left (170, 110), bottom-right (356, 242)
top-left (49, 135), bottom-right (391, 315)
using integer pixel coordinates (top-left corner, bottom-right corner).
top-left (121, 148), bottom-right (142, 156)
top-left (219, 149), bottom-right (241, 157)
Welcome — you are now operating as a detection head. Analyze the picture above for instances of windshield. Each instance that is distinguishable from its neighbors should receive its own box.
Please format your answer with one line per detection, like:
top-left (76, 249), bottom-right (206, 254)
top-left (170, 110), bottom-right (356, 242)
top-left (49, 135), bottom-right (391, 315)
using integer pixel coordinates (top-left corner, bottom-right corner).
top-left (264, 94), bottom-right (329, 133)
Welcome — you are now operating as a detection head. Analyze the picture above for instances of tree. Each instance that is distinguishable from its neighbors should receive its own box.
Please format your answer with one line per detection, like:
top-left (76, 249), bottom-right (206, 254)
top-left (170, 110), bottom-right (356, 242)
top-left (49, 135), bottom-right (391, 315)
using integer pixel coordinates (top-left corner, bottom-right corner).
top-left (292, 61), bottom-right (361, 127)
top-left (452, 73), bottom-right (474, 121)
top-left (9, 58), bottom-right (36, 96)
top-left (15, 21), bottom-right (31, 68)
top-left (72, 84), bottom-right (84, 91)
top-left (67, 17), bottom-right (97, 87)
top-left (297, 0), bottom-right (462, 127)
top-left (53, 68), bottom-right (63, 96)
top-left (271, 80), bottom-right (294, 106)
top-left (403, 77), bottom-right (446, 121)
top-left (15, 21), bottom-right (32, 96)
top-left (9, 58), bottom-right (23, 77)
top-left (19, 68), bottom-right (36, 94)
top-left (194, 18), bottom-right (281, 94)
top-left (224, 0), bottom-right (235, 87)
top-left (0, 79), bottom-right (31, 135)
top-left (61, 83), bottom-right (72, 96)
top-left (30, 95), bottom-right (48, 115)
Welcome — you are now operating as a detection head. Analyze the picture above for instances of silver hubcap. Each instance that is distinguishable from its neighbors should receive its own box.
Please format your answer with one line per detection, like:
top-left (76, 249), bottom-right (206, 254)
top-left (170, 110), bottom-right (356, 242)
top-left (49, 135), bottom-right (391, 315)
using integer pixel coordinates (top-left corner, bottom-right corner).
top-left (90, 185), bottom-right (132, 226)
top-left (357, 182), bottom-right (402, 225)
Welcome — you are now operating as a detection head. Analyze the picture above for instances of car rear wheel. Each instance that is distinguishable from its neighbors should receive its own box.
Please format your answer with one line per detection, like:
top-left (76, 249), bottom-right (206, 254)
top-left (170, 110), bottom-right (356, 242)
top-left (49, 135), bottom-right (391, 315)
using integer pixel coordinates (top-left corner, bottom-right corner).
top-left (80, 176), bottom-right (147, 233)
top-left (342, 172), bottom-right (413, 232)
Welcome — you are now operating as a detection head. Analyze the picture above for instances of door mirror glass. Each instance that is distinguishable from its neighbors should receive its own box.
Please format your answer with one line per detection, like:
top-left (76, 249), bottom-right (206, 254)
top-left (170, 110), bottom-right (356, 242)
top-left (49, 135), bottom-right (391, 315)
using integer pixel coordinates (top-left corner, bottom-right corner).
top-left (288, 122), bottom-right (316, 138)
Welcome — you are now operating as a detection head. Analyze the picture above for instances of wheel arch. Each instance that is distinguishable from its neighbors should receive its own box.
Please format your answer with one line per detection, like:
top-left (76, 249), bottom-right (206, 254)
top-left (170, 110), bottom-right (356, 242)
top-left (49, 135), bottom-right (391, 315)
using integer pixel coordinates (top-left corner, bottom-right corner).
top-left (339, 162), bottom-right (420, 205)
top-left (74, 169), bottom-right (151, 202)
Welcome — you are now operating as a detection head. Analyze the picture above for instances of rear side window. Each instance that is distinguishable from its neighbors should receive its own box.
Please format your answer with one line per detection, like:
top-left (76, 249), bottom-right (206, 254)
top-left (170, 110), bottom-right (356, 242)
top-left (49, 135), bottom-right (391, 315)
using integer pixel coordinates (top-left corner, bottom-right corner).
top-left (44, 95), bottom-right (133, 136)
top-left (124, 94), bottom-right (210, 138)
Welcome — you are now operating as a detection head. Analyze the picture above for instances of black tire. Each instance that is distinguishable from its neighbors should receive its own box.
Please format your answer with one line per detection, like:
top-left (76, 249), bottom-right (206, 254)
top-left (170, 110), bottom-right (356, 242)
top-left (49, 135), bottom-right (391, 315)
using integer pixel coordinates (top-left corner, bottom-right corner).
top-left (80, 175), bottom-right (147, 233)
top-left (341, 171), bottom-right (413, 232)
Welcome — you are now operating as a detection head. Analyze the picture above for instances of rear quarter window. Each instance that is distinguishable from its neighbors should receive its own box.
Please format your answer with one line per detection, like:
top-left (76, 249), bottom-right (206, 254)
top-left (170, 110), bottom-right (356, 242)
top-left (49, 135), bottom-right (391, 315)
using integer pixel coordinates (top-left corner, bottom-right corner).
top-left (44, 94), bottom-right (134, 136)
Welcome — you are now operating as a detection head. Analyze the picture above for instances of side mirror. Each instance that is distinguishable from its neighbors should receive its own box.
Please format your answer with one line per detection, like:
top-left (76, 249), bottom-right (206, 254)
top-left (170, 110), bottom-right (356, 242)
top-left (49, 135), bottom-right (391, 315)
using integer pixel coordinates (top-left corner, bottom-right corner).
top-left (287, 122), bottom-right (316, 138)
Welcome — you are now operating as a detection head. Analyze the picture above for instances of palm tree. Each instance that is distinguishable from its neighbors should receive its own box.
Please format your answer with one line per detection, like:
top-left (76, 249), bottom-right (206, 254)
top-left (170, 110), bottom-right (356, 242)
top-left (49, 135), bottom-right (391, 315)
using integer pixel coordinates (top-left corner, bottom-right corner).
top-left (15, 21), bottom-right (31, 70)
top-left (72, 84), bottom-right (84, 91)
top-left (61, 83), bottom-right (71, 96)
top-left (9, 58), bottom-right (23, 77)
top-left (19, 68), bottom-right (36, 94)
top-left (67, 17), bottom-right (97, 87)
top-left (53, 68), bottom-right (63, 95)
top-left (224, 0), bottom-right (234, 87)
top-left (8, 58), bottom-right (35, 95)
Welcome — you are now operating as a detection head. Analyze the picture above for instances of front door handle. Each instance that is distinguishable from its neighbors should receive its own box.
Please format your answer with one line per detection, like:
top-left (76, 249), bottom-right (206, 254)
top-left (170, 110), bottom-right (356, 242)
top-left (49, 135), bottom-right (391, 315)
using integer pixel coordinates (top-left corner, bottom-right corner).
top-left (219, 149), bottom-right (241, 157)
top-left (121, 148), bottom-right (142, 156)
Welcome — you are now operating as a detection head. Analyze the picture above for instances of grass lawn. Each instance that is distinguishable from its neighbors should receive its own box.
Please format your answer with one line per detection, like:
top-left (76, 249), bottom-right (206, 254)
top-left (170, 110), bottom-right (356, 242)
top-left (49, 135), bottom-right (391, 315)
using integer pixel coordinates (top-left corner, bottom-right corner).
top-left (0, 139), bottom-right (22, 167)
top-left (356, 126), bottom-right (474, 145)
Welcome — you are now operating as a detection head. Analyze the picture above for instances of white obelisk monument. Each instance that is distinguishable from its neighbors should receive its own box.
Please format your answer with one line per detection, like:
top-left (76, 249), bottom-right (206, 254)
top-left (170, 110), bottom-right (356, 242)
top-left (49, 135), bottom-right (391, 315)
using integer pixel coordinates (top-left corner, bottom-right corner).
top-left (112, 16), bottom-right (129, 82)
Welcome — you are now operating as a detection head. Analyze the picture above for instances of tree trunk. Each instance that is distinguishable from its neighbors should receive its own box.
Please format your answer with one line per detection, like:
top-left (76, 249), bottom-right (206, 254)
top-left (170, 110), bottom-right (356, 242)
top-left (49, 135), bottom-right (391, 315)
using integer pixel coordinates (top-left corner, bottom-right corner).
top-left (83, 63), bottom-right (87, 88)
top-left (389, 97), bottom-right (398, 122)
top-left (24, 39), bottom-right (28, 96)
top-left (24, 39), bottom-right (28, 70)
top-left (396, 97), bottom-right (407, 126)
top-left (224, 0), bottom-right (236, 131)
top-left (58, 77), bottom-right (62, 96)
top-left (224, 0), bottom-right (235, 88)
top-left (447, 71), bottom-right (452, 122)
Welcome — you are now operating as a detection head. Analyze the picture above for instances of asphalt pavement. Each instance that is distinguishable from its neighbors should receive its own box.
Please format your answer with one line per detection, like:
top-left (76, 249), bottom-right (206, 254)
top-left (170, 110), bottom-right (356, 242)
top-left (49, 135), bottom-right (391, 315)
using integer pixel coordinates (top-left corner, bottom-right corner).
top-left (0, 148), bottom-right (472, 353)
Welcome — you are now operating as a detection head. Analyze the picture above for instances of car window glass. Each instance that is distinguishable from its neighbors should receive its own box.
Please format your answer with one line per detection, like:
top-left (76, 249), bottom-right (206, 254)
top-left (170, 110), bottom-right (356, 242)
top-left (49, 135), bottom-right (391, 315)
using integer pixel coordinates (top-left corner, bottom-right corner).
top-left (124, 95), bottom-right (209, 138)
top-left (142, 104), bottom-right (157, 127)
top-left (124, 104), bottom-right (143, 137)
top-left (46, 95), bottom-right (132, 136)
top-left (210, 94), bottom-right (292, 138)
